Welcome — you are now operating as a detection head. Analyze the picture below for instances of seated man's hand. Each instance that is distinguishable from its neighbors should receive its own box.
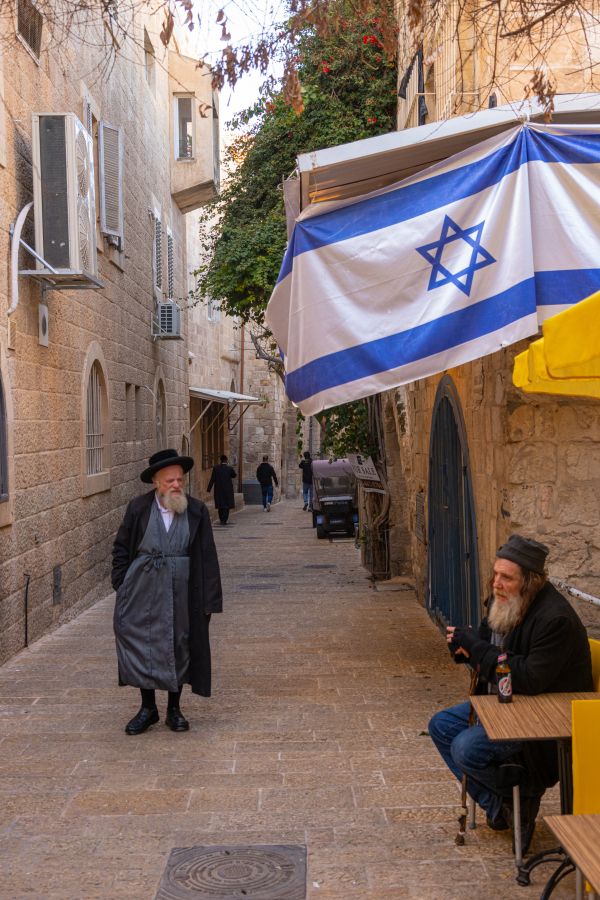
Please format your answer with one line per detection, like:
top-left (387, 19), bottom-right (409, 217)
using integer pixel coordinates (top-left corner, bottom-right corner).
top-left (450, 625), bottom-right (479, 658)
top-left (446, 626), bottom-right (469, 660)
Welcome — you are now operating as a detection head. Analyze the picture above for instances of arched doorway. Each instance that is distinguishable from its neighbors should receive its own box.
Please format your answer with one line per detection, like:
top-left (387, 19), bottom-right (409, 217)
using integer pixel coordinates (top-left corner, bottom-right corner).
top-left (428, 376), bottom-right (480, 628)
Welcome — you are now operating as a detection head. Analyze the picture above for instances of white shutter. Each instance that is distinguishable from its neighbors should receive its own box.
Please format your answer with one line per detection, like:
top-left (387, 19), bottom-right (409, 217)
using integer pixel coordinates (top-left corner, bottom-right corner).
top-left (153, 211), bottom-right (162, 295)
top-left (167, 229), bottom-right (174, 299)
top-left (98, 121), bottom-right (124, 247)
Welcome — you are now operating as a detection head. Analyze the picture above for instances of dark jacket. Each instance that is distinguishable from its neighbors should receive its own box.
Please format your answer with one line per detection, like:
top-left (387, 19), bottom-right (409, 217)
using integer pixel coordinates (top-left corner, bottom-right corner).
top-left (299, 458), bottom-right (313, 485)
top-left (256, 462), bottom-right (278, 487)
top-left (468, 582), bottom-right (593, 791)
top-left (207, 463), bottom-right (236, 509)
top-left (111, 490), bottom-right (222, 696)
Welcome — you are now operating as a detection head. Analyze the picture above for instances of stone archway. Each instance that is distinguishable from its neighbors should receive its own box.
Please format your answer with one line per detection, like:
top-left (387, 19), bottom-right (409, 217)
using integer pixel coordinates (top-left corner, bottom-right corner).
top-left (428, 376), bottom-right (480, 628)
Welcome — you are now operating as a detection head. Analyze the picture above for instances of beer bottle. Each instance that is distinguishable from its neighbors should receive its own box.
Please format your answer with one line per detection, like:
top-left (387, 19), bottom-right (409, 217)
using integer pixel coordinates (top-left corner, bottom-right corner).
top-left (496, 653), bottom-right (513, 703)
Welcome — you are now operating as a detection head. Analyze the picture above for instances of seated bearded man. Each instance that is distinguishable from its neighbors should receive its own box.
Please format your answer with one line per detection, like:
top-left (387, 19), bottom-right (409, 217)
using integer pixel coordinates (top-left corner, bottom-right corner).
top-left (428, 534), bottom-right (593, 854)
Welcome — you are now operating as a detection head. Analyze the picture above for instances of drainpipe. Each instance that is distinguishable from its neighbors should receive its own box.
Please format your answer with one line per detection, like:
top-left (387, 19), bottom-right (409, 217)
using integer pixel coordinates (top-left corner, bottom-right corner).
top-left (237, 323), bottom-right (245, 493)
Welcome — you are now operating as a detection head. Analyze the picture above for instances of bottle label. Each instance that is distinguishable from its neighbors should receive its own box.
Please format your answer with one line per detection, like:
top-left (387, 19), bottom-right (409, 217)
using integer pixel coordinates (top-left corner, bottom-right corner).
top-left (498, 673), bottom-right (512, 698)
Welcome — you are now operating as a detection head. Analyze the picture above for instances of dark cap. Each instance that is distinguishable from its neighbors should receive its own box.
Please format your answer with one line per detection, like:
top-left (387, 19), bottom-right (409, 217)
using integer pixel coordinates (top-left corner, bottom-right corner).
top-left (496, 534), bottom-right (549, 575)
top-left (140, 449), bottom-right (194, 484)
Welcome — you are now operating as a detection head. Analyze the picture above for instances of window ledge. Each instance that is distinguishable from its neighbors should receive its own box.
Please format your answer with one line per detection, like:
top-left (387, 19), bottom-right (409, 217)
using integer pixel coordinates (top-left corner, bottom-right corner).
top-left (0, 496), bottom-right (14, 528)
top-left (82, 470), bottom-right (111, 497)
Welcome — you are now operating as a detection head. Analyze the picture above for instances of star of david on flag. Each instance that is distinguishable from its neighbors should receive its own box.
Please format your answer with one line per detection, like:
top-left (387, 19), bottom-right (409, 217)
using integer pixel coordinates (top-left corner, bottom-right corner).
top-left (416, 215), bottom-right (496, 296)
top-left (266, 123), bottom-right (600, 415)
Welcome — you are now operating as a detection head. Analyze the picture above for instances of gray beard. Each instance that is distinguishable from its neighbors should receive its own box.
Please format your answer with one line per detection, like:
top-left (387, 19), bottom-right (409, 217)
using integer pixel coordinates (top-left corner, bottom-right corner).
top-left (159, 492), bottom-right (188, 515)
top-left (488, 592), bottom-right (525, 635)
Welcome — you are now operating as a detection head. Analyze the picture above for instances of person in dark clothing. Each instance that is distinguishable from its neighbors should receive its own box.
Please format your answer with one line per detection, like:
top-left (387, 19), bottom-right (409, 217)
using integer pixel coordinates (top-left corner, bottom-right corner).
top-left (256, 455), bottom-right (279, 511)
top-left (111, 449), bottom-right (222, 735)
top-left (207, 455), bottom-right (236, 525)
top-left (429, 534), bottom-right (592, 854)
top-left (299, 451), bottom-right (313, 511)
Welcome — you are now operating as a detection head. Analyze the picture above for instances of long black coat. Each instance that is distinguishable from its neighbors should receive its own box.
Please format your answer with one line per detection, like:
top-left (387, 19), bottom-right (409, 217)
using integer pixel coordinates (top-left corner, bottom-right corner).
top-left (207, 463), bottom-right (236, 509)
top-left (467, 582), bottom-right (593, 791)
top-left (111, 491), bottom-right (223, 696)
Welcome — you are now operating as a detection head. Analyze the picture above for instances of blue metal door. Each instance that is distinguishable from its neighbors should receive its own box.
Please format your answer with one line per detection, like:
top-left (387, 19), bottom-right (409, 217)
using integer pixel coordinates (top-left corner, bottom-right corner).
top-left (427, 377), bottom-right (480, 628)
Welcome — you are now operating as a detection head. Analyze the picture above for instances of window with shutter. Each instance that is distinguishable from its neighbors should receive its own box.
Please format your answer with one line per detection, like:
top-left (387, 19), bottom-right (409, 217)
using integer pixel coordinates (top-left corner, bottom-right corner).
top-left (153, 211), bottom-right (162, 296)
top-left (0, 373), bottom-right (8, 501)
top-left (166, 230), bottom-right (174, 299)
top-left (98, 121), bottom-right (124, 247)
top-left (17, 0), bottom-right (43, 59)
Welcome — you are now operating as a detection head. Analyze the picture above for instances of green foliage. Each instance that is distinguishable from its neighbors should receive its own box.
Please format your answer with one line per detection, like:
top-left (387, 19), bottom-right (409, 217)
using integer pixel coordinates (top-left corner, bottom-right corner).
top-left (319, 400), bottom-right (378, 459)
top-left (192, 0), bottom-right (397, 324)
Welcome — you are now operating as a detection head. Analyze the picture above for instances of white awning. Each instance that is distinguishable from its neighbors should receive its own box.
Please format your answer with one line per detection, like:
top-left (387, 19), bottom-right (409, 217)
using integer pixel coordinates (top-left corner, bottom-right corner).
top-left (295, 93), bottom-right (600, 210)
top-left (189, 387), bottom-right (262, 405)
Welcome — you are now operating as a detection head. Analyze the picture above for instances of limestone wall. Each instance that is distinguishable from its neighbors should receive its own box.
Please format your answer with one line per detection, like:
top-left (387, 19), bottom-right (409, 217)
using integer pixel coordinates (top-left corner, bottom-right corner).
top-left (384, 345), bottom-right (600, 608)
top-left (0, 11), bottom-right (211, 663)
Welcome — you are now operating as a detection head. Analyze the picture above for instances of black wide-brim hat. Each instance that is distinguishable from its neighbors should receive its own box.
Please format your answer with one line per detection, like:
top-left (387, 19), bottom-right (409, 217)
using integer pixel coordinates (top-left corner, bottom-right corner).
top-left (141, 448), bottom-right (194, 484)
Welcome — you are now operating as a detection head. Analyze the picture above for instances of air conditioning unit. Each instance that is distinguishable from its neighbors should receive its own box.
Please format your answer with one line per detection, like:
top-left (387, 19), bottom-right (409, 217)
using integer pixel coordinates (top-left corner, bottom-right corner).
top-left (152, 301), bottom-right (183, 340)
top-left (31, 113), bottom-right (99, 285)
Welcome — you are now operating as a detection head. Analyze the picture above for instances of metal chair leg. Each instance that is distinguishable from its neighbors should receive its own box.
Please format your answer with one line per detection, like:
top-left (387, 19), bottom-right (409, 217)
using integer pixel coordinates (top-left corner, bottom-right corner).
top-left (513, 783), bottom-right (523, 868)
top-left (468, 795), bottom-right (476, 829)
top-left (576, 868), bottom-right (584, 900)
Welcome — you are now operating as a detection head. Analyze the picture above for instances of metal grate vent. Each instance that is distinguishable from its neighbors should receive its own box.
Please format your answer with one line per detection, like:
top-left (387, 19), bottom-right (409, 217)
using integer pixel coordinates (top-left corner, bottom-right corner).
top-left (153, 301), bottom-right (182, 340)
top-left (155, 845), bottom-right (306, 899)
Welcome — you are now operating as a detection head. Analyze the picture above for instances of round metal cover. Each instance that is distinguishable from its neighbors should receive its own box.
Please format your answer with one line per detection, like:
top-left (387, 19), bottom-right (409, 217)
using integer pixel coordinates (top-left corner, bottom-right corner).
top-left (156, 845), bottom-right (306, 900)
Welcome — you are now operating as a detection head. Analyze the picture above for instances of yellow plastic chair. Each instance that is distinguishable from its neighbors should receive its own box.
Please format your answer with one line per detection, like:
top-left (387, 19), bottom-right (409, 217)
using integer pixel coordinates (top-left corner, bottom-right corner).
top-left (571, 699), bottom-right (600, 898)
top-left (588, 639), bottom-right (600, 691)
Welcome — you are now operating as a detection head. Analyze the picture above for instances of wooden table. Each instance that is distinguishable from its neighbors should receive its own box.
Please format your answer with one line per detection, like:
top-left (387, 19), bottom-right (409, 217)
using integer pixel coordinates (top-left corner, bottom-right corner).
top-left (471, 692), bottom-right (600, 891)
top-left (471, 692), bottom-right (600, 815)
top-left (545, 815), bottom-right (600, 897)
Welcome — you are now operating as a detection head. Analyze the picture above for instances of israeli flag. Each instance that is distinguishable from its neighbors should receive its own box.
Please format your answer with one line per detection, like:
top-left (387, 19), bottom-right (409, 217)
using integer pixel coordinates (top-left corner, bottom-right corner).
top-left (266, 124), bottom-right (600, 415)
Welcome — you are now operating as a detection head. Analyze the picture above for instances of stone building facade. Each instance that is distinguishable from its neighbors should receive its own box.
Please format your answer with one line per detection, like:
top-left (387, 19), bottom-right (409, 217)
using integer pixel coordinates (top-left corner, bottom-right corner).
top-left (0, 7), bottom-right (219, 663)
top-left (383, 3), bottom-right (600, 617)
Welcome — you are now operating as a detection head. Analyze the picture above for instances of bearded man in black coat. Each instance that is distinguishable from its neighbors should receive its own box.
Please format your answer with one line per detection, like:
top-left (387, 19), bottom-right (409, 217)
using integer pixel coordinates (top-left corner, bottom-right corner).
top-left (429, 534), bottom-right (592, 854)
top-left (112, 449), bottom-right (223, 735)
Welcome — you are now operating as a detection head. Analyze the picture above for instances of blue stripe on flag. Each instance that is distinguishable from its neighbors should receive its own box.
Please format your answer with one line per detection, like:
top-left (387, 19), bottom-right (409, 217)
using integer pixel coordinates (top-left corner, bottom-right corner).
top-left (277, 129), bottom-right (600, 284)
top-left (535, 269), bottom-right (600, 306)
top-left (284, 268), bottom-right (600, 404)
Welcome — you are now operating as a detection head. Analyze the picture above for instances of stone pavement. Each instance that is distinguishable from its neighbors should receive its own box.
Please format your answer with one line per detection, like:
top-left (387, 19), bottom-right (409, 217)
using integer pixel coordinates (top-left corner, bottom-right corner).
top-left (0, 500), bottom-right (578, 899)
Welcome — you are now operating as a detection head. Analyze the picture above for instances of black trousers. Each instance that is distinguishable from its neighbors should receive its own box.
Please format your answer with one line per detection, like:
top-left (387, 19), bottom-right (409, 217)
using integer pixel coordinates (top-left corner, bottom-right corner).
top-left (218, 507), bottom-right (229, 524)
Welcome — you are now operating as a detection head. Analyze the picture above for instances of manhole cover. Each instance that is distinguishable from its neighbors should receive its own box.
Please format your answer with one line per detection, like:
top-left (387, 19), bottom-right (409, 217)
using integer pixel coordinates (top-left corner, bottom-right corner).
top-left (155, 845), bottom-right (306, 899)
top-left (239, 537), bottom-right (261, 540)
top-left (304, 564), bottom-right (335, 569)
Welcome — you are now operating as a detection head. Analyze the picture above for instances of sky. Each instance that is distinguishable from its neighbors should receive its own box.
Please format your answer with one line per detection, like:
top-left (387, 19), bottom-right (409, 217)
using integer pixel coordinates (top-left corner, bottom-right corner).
top-left (191, 0), bottom-right (287, 125)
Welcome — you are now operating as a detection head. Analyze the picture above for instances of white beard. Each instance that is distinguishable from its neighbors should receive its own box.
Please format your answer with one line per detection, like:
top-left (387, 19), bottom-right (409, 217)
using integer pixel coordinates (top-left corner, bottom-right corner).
top-left (160, 491), bottom-right (188, 515)
top-left (488, 591), bottom-right (525, 635)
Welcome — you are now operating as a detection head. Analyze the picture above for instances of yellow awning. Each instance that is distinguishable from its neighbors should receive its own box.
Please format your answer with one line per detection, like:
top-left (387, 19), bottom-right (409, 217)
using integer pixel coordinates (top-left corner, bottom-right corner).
top-left (513, 291), bottom-right (600, 399)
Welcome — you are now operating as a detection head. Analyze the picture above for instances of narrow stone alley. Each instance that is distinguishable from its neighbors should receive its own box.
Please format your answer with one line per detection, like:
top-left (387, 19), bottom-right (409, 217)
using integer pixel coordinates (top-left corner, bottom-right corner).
top-left (0, 500), bottom-right (576, 899)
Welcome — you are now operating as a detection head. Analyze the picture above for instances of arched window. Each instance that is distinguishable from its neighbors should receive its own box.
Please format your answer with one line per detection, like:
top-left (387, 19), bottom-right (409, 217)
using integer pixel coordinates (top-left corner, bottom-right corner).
top-left (155, 378), bottom-right (167, 448)
top-left (0, 373), bottom-right (8, 502)
top-left (82, 343), bottom-right (111, 496)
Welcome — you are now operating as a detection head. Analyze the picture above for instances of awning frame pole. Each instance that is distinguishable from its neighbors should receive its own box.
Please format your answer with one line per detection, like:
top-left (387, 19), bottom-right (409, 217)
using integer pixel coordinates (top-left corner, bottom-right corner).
top-left (189, 399), bottom-right (215, 437)
top-left (228, 402), bottom-right (252, 431)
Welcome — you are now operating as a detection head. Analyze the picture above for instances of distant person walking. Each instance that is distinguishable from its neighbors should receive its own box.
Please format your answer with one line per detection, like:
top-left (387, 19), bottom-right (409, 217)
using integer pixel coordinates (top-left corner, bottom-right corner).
top-left (256, 456), bottom-right (279, 511)
top-left (299, 451), bottom-right (313, 511)
top-left (207, 455), bottom-right (236, 525)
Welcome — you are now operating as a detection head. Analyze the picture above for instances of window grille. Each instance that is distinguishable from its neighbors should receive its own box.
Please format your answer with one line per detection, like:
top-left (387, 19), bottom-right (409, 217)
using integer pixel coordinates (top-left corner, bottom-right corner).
top-left (433, 0), bottom-right (458, 121)
top-left (207, 297), bottom-right (221, 322)
top-left (17, 0), bottom-right (43, 58)
top-left (0, 374), bottom-right (8, 501)
top-left (167, 230), bottom-right (174, 299)
top-left (153, 214), bottom-right (162, 294)
top-left (86, 362), bottom-right (104, 474)
top-left (155, 380), bottom-right (166, 448)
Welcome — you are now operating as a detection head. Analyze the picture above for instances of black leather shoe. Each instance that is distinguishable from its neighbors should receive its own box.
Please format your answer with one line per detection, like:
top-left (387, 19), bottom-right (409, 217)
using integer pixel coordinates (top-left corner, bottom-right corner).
top-left (486, 809), bottom-right (510, 831)
top-left (165, 707), bottom-right (190, 732)
top-left (125, 706), bottom-right (159, 735)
